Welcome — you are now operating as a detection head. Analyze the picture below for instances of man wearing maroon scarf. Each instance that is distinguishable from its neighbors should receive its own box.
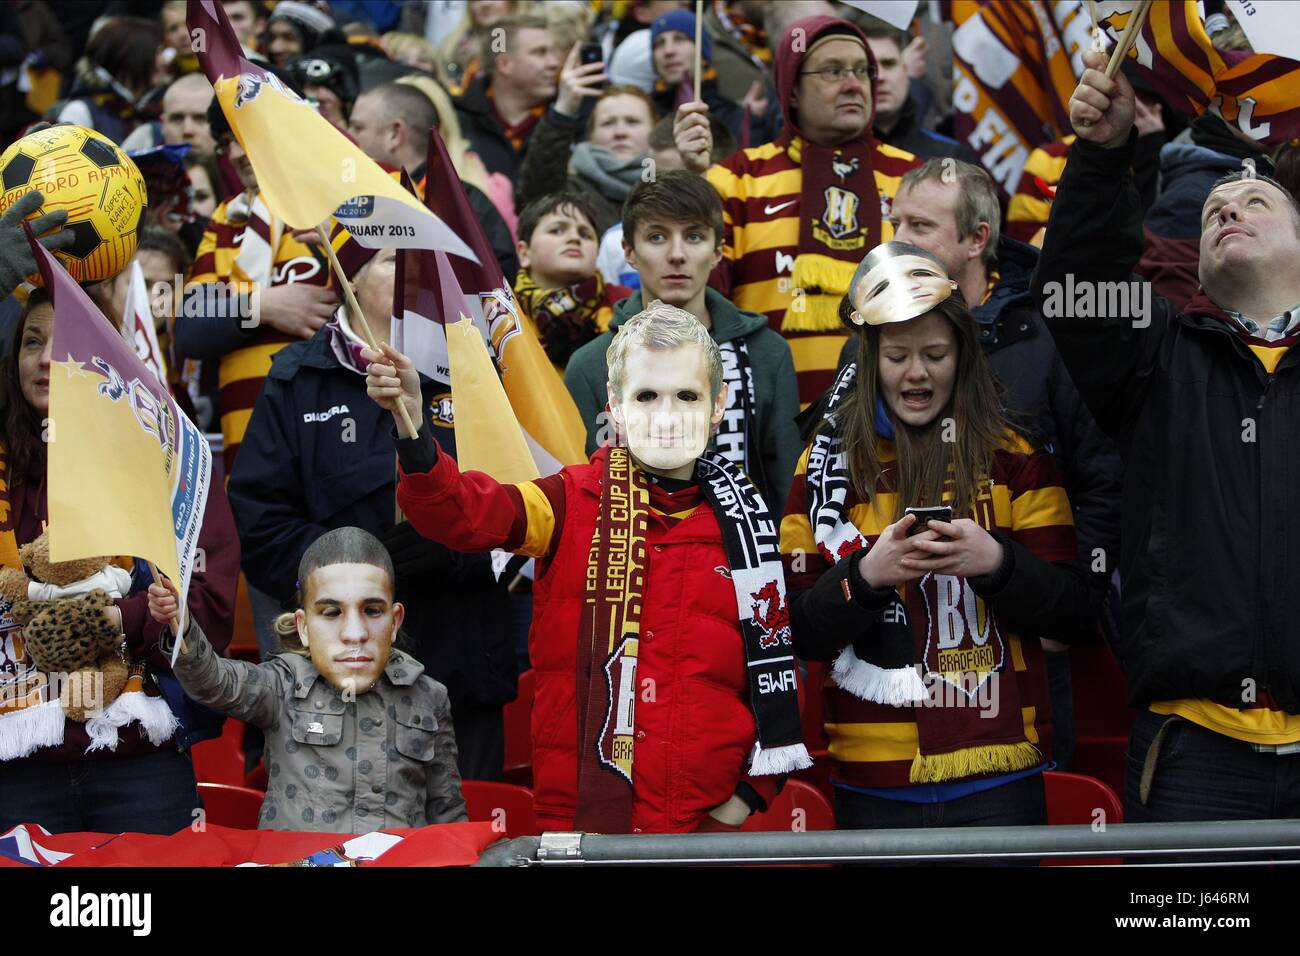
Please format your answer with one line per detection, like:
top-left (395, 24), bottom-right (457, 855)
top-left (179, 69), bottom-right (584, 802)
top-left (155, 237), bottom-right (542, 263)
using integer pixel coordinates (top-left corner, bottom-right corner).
top-left (674, 14), bottom-right (921, 407)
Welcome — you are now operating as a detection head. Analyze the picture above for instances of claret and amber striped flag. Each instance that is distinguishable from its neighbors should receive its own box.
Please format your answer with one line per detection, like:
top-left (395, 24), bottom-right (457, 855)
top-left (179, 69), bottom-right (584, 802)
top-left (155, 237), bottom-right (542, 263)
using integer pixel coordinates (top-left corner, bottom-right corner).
top-left (185, 0), bottom-right (475, 260)
top-left (392, 128), bottom-right (586, 478)
top-left (933, 0), bottom-right (1095, 193)
top-left (1096, 0), bottom-right (1300, 147)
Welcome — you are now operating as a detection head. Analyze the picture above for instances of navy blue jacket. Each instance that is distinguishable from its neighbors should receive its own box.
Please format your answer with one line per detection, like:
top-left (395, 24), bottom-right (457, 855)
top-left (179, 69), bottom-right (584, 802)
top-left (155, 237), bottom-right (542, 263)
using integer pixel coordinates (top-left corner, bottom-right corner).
top-left (227, 330), bottom-right (516, 710)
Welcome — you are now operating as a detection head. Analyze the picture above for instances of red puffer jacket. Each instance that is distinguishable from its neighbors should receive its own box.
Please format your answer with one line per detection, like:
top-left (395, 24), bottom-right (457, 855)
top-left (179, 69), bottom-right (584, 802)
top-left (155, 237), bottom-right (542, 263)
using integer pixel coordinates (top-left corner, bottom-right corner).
top-left (397, 444), bottom-right (790, 833)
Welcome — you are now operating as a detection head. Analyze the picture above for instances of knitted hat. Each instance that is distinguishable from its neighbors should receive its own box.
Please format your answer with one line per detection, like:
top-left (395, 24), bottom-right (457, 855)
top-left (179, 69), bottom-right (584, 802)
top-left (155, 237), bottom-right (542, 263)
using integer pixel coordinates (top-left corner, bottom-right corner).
top-left (651, 9), bottom-right (713, 64)
top-left (268, 1), bottom-right (338, 52)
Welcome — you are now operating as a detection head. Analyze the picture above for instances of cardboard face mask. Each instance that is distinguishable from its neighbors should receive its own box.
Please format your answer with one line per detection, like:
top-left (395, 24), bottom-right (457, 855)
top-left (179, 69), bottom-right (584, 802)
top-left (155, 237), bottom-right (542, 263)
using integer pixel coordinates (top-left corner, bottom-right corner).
top-left (609, 344), bottom-right (724, 475)
top-left (849, 241), bottom-right (957, 327)
top-left (297, 564), bottom-right (404, 694)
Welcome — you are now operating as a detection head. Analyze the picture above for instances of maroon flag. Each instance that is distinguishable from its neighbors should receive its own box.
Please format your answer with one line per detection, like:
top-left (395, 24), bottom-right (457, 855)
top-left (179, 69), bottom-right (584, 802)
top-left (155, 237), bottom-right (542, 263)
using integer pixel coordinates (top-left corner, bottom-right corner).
top-left (415, 129), bottom-right (586, 471)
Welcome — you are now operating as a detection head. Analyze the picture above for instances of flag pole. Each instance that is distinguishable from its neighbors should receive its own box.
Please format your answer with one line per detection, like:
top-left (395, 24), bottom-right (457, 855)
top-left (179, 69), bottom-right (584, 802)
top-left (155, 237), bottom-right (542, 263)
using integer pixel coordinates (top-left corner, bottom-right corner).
top-left (1104, 0), bottom-right (1151, 79)
top-left (316, 223), bottom-right (419, 440)
top-left (694, 0), bottom-right (703, 103)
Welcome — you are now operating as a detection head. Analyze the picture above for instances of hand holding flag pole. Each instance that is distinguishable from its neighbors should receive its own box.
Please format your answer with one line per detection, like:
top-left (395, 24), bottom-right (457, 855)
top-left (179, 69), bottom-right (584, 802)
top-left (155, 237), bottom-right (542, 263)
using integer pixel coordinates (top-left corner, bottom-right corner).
top-left (315, 223), bottom-right (419, 439)
top-left (145, 561), bottom-right (187, 657)
top-left (1104, 0), bottom-right (1151, 79)
top-left (1079, 0), bottom-right (1150, 128)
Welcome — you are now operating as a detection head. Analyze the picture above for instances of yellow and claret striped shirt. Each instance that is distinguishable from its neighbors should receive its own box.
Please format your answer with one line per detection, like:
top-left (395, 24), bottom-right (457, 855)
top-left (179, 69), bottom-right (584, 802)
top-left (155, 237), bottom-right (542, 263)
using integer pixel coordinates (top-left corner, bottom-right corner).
top-left (184, 193), bottom-right (330, 475)
top-left (1005, 136), bottom-right (1073, 244)
top-left (707, 138), bottom-right (919, 407)
top-left (780, 431), bottom-right (1078, 787)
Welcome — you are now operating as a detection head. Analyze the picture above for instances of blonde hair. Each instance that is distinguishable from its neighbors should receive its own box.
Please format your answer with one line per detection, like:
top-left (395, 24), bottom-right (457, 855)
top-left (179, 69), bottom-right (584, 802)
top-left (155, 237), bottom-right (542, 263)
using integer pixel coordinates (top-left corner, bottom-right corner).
top-left (381, 31), bottom-right (437, 69)
top-left (394, 74), bottom-right (490, 194)
top-left (545, 1), bottom-right (595, 54)
top-left (274, 612), bottom-right (310, 656)
top-left (606, 300), bottom-right (723, 402)
top-left (435, 0), bottom-right (534, 89)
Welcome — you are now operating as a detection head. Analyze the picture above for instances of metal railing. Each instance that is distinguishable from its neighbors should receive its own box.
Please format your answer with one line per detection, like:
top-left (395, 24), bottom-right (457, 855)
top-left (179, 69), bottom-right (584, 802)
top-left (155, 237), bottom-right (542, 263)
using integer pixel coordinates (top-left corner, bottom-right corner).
top-left (473, 821), bottom-right (1300, 867)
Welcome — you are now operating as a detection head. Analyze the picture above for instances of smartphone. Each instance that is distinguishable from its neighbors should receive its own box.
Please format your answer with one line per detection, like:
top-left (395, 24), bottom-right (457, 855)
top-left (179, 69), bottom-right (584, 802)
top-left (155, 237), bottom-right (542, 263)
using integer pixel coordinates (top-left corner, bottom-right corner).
top-left (905, 505), bottom-right (952, 536)
top-left (579, 42), bottom-right (604, 67)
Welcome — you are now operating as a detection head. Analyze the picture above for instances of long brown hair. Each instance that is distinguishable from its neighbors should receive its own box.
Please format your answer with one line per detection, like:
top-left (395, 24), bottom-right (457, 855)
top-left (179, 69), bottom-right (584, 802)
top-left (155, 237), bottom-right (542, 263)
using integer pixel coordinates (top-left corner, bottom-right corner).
top-left (0, 290), bottom-right (52, 485)
top-left (829, 291), bottom-right (1011, 520)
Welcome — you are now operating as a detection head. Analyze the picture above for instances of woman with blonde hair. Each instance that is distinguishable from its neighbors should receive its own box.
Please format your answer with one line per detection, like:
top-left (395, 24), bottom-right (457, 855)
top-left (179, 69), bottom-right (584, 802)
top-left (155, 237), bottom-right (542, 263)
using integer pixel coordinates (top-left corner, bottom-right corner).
top-left (381, 32), bottom-right (438, 74)
top-left (436, 0), bottom-right (532, 96)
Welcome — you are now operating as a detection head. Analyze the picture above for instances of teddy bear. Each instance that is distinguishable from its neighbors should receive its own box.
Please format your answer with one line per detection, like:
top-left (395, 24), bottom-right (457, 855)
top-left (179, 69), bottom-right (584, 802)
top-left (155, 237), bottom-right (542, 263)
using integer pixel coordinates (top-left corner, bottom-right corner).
top-left (0, 531), bottom-right (132, 722)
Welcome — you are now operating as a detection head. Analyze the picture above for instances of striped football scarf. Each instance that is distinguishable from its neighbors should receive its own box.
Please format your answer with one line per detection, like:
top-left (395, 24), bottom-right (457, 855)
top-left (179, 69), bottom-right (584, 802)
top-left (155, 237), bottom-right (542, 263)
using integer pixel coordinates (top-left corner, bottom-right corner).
top-left (573, 446), bottom-right (810, 832)
top-left (807, 363), bottom-right (1039, 783)
top-left (781, 134), bottom-right (884, 333)
top-left (226, 190), bottom-right (280, 288)
top-left (0, 447), bottom-right (63, 761)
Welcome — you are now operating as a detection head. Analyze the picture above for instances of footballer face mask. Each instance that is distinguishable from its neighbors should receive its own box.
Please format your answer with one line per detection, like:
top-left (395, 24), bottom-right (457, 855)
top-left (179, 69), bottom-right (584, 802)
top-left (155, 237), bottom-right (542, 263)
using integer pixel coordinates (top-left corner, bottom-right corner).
top-left (848, 241), bottom-right (957, 327)
top-left (607, 342), bottom-right (727, 477)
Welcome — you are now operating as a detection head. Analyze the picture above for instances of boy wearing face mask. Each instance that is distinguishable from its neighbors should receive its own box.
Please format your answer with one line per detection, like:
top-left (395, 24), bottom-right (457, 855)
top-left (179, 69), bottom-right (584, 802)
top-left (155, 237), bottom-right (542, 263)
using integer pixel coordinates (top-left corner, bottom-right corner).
top-left (149, 527), bottom-right (467, 834)
top-left (364, 304), bottom-right (811, 835)
top-left (513, 192), bottom-right (633, 371)
top-left (566, 170), bottom-right (801, 510)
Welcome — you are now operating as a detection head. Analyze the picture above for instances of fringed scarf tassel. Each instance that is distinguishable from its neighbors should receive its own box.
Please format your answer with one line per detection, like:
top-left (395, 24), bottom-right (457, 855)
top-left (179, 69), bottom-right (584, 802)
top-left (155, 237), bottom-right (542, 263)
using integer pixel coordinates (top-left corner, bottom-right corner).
top-left (910, 741), bottom-right (1042, 784)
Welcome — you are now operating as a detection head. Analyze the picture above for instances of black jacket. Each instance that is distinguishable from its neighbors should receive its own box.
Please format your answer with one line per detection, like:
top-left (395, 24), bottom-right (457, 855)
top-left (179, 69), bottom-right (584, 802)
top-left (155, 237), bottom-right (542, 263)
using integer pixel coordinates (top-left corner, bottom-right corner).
top-left (974, 236), bottom-right (1123, 592)
top-left (226, 330), bottom-right (517, 711)
top-left (837, 237), bottom-right (1123, 638)
top-left (1033, 133), bottom-right (1300, 711)
top-left (875, 96), bottom-right (980, 165)
top-left (453, 75), bottom-right (531, 182)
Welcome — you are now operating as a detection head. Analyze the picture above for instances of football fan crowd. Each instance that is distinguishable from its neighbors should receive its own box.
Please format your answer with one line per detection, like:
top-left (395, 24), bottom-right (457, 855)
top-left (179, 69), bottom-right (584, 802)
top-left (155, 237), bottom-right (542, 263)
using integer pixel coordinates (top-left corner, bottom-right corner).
top-left (0, 0), bottom-right (1298, 851)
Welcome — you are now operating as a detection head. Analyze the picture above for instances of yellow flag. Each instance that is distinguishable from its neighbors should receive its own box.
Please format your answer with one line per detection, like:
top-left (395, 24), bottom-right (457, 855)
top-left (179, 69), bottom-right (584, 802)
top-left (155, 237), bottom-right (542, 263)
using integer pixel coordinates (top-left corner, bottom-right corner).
top-left (446, 318), bottom-right (539, 485)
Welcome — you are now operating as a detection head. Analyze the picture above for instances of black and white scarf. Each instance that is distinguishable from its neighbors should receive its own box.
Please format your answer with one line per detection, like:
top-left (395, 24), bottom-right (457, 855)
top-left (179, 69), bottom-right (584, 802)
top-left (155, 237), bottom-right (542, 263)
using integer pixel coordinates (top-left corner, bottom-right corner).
top-left (713, 339), bottom-right (759, 480)
top-left (696, 451), bottom-right (810, 776)
top-left (807, 362), bottom-right (927, 706)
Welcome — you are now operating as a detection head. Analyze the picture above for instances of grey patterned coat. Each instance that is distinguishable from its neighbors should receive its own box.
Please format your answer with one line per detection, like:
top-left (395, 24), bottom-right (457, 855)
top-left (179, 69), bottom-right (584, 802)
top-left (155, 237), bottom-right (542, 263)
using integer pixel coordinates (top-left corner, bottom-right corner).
top-left (165, 623), bottom-right (467, 834)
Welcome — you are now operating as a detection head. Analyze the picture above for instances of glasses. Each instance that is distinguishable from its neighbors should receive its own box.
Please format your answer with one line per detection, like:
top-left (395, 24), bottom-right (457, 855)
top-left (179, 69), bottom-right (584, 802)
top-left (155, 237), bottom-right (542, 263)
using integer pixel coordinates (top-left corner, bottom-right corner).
top-left (799, 63), bottom-right (873, 84)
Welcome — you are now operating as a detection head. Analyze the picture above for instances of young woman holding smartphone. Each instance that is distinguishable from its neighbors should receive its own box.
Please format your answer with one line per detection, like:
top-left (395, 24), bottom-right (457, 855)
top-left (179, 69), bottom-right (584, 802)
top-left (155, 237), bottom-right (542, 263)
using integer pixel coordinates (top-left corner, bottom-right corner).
top-left (780, 242), bottom-right (1093, 830)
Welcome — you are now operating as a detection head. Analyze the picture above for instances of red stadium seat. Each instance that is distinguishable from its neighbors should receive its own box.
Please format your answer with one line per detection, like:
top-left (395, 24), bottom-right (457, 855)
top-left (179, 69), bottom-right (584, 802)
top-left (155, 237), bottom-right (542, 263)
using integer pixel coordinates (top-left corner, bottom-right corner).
top-left (461, 780), bottom-right (537, 838)
top-left (1041, 769), bottom-right (1124, 866)
top-left (191, 718), bottom-right (246, 786)
top-left (742, 779), bottom-right (836, 832)
top-left (1069, 642), bottom-right (1134, 798)
top-left (502, 669), bottom-right (534, 787)
top-left (197, 782), bottom-right (265, 830)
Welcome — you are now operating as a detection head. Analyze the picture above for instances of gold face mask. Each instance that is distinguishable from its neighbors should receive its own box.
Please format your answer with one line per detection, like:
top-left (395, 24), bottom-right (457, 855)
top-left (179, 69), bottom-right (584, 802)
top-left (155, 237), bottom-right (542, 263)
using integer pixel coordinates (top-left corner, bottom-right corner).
top-left (848, 241), bottom-right (957, 327)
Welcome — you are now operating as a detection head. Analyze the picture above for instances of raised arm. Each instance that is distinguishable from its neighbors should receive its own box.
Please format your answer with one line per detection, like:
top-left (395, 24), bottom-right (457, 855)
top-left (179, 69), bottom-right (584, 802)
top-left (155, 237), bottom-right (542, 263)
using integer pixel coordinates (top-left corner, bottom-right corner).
top-left (515, 44), bottom-right (605, 211)
top-left (364, 343), bottom-right (568, 560)
top-left (1032, 49), bottom-right (1174, 438)
top-left (160, 617), bottom-right (289, 729)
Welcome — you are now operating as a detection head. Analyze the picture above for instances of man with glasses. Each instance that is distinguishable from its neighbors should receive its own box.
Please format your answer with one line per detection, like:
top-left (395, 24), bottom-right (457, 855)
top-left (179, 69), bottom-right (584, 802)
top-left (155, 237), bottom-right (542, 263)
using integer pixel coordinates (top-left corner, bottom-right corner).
top-left (674, 14), bottom-right (920, 406)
